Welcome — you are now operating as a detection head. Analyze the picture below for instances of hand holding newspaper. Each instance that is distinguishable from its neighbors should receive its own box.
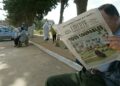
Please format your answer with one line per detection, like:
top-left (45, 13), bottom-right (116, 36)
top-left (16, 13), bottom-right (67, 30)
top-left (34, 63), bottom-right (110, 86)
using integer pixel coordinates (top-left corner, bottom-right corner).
top-left (54, 8), bottom-right (119, 69)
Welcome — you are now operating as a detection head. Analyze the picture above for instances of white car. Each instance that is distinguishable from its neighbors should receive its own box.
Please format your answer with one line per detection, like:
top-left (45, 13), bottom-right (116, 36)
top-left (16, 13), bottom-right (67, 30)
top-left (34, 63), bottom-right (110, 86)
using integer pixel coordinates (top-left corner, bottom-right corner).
top-left (0, 26), bottom-right (14, 41)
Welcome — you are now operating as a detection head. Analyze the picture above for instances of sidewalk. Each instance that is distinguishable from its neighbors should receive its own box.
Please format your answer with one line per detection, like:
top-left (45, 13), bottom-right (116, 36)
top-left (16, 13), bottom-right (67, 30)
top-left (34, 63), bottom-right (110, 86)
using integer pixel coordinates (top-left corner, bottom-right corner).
top-left (30, 35), bottom-right (82, 71)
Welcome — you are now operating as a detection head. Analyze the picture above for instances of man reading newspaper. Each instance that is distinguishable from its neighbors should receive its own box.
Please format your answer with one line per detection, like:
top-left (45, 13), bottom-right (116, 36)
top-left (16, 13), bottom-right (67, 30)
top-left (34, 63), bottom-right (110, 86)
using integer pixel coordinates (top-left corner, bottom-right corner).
top-left (45, 4), bottom-right (120, 86)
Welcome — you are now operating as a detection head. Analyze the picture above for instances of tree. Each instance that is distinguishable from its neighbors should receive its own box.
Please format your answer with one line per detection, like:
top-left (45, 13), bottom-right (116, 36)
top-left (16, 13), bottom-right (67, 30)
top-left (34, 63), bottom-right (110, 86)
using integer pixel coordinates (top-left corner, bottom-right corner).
top-left (58, 0), bottom-right (69, 24)
top-left (74, 0), bottom-right (88, 15)
top-left (58, 0), bottom-right (88, 24)
top-left (3, 0), bottom-right (58, 26)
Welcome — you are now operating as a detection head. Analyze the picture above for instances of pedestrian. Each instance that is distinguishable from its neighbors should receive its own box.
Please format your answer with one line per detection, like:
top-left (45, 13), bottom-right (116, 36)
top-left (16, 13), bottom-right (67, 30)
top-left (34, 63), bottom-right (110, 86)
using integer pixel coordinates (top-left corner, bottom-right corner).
top-left (43, 19), bottom-right (50, 41)
top-left (13, 27), bottom-right (20, 47)
top-left (45, 4), bottom-right (120, 86)
top-left (18, 26), bottom-right (29, 46)
top-left (50, 26), bottom-right (56, 43)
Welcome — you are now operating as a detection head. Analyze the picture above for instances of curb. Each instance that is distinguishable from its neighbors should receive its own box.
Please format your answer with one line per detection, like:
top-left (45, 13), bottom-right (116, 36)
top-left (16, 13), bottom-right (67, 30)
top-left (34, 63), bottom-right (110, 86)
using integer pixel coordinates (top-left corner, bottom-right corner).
top-left (30, 41), bottom-right (82, 71)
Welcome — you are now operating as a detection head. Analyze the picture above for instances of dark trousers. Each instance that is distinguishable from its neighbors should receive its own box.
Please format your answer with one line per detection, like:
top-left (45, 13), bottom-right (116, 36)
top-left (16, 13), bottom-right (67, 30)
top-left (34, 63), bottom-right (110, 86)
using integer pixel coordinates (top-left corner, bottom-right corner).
top-left (14, 37), bottom-right (19, 46)
top-left (45, 61), bottom-right (120, 86)
top-left (45, 71), bottom-right (106, 86)
top-left (46, 73), bottom-right (80, 86)
top-left (52, 34), bottom-right (56, 43)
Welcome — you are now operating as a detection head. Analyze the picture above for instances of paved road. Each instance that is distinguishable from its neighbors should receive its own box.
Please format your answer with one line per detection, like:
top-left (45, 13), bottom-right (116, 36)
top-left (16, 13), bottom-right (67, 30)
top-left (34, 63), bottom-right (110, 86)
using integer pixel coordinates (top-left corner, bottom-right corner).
top-left (0, 41), bottom-right (76, 86)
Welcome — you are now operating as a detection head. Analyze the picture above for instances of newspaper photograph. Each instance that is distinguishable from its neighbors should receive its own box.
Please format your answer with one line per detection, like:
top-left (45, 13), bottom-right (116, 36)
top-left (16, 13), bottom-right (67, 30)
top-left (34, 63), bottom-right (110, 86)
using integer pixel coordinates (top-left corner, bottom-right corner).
top-left (56, 8), bottom-right (119, 69)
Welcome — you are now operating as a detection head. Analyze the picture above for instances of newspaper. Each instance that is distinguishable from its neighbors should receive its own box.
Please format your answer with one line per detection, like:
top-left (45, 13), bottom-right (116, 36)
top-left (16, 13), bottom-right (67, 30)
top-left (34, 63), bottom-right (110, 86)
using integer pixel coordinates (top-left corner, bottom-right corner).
top-left (55, 8), bottom-right (119, 69)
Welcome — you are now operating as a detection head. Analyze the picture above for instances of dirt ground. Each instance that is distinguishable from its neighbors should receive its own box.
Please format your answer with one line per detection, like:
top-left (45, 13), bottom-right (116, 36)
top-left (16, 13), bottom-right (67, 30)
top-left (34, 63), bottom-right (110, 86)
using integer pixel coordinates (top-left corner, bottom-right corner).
top-left (0, 41), bottom-right (76, 86)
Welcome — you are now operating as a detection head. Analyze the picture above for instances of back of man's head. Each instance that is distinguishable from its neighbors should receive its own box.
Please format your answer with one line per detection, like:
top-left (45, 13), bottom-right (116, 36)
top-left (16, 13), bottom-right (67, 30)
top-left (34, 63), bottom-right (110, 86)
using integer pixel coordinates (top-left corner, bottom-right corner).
top-left (98, 4), bottom-right (119, 17)
top-left (98, 4), bottom-right (120, 32)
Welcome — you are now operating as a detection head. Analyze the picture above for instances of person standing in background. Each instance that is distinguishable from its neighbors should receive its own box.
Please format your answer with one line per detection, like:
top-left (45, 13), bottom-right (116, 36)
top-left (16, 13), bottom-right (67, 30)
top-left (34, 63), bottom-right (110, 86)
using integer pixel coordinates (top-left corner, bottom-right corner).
top-left (50, 25), bottom-right (57, 43)
top-left (43, 19), bottom-right (50, 41)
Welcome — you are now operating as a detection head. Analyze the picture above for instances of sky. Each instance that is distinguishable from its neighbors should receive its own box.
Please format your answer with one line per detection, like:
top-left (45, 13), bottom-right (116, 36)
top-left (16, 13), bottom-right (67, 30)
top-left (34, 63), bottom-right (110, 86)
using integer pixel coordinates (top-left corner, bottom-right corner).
top-left (0, 0), bottom-right (6, 20)
top-left (0, 0), bottom-right (120, 24)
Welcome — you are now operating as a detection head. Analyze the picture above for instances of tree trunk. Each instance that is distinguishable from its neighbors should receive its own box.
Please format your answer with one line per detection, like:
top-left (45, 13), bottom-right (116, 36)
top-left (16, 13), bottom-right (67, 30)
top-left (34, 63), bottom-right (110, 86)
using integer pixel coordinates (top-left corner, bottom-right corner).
top-left (59, 0), bottom-right (65, 24)
top-left (74, 0), bottom-right (88, 15)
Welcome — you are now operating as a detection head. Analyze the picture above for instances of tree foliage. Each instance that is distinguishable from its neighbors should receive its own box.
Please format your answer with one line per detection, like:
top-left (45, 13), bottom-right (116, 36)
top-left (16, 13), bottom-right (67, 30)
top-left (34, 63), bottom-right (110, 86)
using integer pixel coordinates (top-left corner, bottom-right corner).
top-left (3, 0), bottom-right (58, 26)
top-left (3, 0), bottom-right (88, 26)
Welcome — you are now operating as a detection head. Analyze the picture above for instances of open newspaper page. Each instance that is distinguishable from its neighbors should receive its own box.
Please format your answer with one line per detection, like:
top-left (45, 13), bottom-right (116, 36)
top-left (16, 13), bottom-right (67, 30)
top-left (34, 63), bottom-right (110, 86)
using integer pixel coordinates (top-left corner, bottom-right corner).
top-left (55, 8), bottom-right (119, 69)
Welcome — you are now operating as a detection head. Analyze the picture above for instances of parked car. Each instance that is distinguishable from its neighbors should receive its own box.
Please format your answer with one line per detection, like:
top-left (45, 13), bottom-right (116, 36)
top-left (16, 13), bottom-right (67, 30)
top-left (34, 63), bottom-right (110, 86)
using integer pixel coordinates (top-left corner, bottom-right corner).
top-left (0, 26), bottom-right (15, 41)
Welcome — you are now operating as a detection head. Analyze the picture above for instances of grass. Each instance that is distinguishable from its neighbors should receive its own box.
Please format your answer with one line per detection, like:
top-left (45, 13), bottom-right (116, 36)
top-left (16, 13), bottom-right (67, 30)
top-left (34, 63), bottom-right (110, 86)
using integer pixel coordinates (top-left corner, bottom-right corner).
top-left (34, 29), bottom-right (43, 35)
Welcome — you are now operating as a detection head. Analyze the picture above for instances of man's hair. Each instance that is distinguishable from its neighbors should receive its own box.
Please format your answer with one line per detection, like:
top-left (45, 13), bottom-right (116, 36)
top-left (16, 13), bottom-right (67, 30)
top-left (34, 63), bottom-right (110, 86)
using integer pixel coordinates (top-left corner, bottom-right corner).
top-left (98, 4), bottom-right (119, 17)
